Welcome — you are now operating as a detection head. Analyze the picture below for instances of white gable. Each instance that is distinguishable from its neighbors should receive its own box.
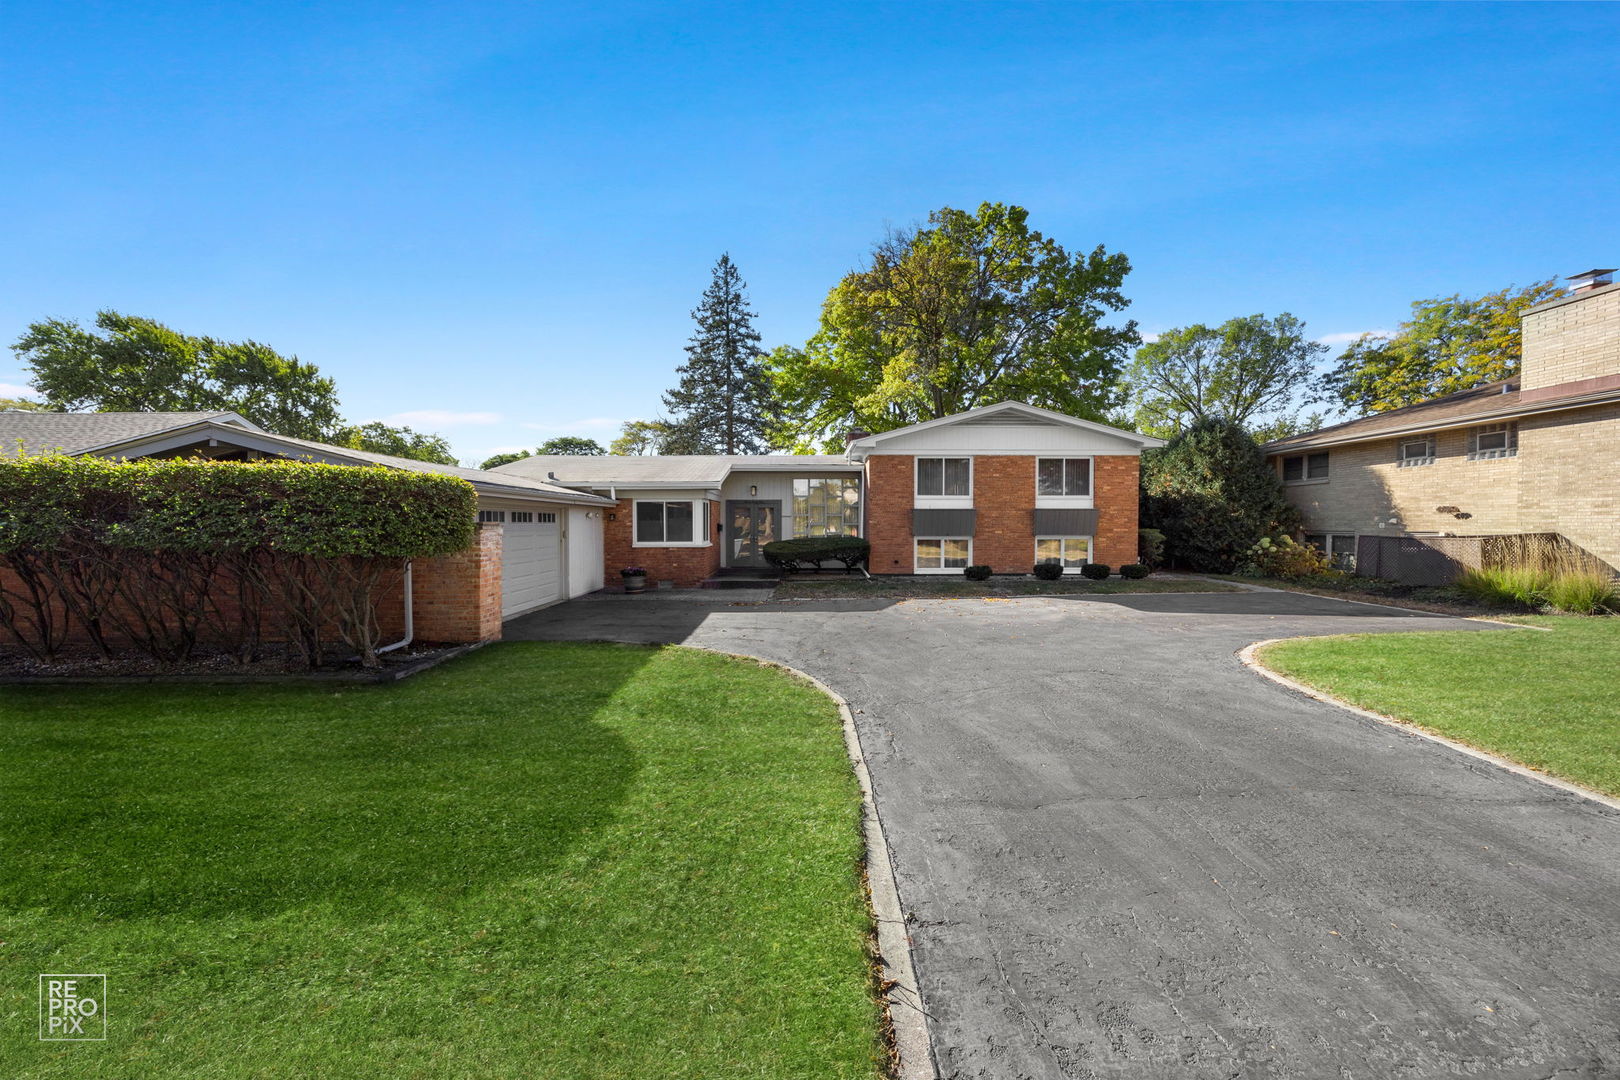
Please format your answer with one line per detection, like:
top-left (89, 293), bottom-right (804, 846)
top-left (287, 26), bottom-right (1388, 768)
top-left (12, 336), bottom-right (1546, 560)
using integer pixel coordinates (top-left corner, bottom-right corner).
top-left (849, 401), bottom-right (1162, 457)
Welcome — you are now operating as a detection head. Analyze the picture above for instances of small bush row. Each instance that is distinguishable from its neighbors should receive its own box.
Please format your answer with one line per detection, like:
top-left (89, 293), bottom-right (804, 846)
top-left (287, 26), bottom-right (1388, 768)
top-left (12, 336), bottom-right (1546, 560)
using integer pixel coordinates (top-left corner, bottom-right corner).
top-left (1235, 534), bottom-right (1331, 579)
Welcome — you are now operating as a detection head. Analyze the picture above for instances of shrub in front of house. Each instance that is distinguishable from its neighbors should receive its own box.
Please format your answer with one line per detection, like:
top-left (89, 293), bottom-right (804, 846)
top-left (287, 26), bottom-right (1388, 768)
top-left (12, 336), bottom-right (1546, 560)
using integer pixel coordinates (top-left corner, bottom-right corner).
top-left (1137, 528), bottom-right (1166, 569)
top-left (1119, 563), bottom-right (1151, 579)
top-left (1236, 535), bottom-right (1330, 580)
top-left (1032, 562), bottom-right (1064, 581)
top-left (0, 455), bottom-right (477, 668)
top-left (963, 565), bottom-right (992, 581)
top-left (1080, 563), bottom-right (1111, 580)
top-left (1458, 563), bottom-right (1618, 615)
top-left (761, 535), bottom-right (870, 572)
top-left (1141, 418), bottom-right (1299, 571)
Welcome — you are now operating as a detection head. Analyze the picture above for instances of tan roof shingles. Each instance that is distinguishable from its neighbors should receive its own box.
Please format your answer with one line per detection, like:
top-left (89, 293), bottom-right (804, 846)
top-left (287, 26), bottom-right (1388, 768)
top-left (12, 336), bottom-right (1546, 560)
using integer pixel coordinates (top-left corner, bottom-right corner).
top-left (1264, 381), bottom-right (1523, 452)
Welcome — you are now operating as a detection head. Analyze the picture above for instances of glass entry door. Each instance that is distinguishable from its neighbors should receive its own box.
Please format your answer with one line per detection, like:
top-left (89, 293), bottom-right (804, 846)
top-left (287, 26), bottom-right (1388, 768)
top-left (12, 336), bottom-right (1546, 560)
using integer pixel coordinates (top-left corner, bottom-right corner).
top-left (726, 501), bottom-right (780, 567)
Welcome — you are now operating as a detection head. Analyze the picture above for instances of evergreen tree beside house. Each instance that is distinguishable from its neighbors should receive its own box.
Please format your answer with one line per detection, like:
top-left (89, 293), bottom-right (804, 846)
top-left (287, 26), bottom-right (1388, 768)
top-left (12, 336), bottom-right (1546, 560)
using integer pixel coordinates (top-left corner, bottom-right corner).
top-left (662, 254), bottom-right (774, 455)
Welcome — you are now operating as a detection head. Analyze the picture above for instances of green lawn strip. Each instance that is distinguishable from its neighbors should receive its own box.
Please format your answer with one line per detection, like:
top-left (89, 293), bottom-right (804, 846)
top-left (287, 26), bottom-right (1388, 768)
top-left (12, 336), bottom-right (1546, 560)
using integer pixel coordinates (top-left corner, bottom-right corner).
top-left (1259, 616), bottom-right (1620, 797)
top-left (773, 576), bottom-right (1238, 599)
top-left (0, 643), bottom-right (879, 1079)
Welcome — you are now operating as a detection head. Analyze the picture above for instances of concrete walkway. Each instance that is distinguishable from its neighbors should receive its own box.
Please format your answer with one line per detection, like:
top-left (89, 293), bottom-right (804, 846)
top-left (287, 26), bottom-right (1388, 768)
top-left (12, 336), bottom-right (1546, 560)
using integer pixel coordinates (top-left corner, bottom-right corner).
top-left (506, 590), bottom-right (1620, 1079)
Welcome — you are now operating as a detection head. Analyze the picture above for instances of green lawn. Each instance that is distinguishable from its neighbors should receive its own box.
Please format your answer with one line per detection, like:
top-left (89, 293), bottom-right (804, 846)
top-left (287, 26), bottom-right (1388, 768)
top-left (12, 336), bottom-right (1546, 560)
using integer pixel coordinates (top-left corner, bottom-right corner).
top-left (0, 644), bottom-right (880, 1079)
top-left (1259, 616), bottom-right (1620, 796)
top-left (774, 575), bottom-right (1238, 599)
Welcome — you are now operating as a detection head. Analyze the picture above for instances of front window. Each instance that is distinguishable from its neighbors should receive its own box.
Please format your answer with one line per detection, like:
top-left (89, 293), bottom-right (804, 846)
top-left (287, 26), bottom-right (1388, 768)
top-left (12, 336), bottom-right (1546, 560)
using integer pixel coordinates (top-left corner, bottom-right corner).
top-left (1397, 438), bottom-right (1434, 467)
top-left (915, 538), bottom-right (970, 571)
top-left (634, 500), bottom-right (700, 544)
top-left (1036, 458), bottom-right (1092, 496)
top-left (1468, 423), bottom-right (1518, 460)
top-left (1282, 451), bottom-right (1329, 482)
top-left (1035, 536), bottom-right (1091, 570)
top-left (916, 457), bottom-right (970, 497)
top-left (792, 477), bottom-right (861, 536)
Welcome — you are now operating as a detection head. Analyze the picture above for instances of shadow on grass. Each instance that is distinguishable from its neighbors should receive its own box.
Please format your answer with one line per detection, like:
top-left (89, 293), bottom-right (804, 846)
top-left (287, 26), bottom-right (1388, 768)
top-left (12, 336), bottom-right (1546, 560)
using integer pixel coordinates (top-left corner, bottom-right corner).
top-left (0, 644), bottom-right (645, 919)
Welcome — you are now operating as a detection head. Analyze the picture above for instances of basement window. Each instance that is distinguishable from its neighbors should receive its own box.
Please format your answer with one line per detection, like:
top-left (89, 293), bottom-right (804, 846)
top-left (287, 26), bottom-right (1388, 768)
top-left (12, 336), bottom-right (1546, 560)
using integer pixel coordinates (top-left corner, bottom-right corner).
top-left (915, 537), bottom-right (970, 573)
top-left (1035, 536), bottom-right (1091, 571)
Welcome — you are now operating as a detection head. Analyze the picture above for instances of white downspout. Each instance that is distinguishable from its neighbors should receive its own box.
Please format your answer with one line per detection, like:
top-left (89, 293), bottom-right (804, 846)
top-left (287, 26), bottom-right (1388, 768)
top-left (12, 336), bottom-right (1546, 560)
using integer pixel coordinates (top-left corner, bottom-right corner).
top-left (377, 560), bottom-right (414, 654)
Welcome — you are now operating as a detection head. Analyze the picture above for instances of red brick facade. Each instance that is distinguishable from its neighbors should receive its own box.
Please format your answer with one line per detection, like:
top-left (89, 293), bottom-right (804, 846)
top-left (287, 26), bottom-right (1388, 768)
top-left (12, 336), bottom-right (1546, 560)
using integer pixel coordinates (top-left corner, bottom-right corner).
top-left (602, 497), bottom-right (722, 589)
top-left (863, 454), bottom-right (1140, 574)
top-left (413, 522), bottom-right (503, 643)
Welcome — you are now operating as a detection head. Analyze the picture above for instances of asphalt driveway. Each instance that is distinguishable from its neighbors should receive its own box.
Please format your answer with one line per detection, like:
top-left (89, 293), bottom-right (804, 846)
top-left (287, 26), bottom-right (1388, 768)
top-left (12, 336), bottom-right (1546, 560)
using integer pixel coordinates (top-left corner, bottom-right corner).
top-left (507, 589), bottom-right (1620, 1079)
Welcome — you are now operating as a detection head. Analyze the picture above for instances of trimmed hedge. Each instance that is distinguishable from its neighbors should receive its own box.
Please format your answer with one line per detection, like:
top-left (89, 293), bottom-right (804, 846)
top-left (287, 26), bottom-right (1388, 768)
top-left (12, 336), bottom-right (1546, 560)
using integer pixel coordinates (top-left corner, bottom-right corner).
top-left (963, 565), bottom-right (992, 581)
top-left (762, 535), bottom-right (870, 572)
top-left (1032, 562), bottom-right (1064, 581)
top-left (1119, 563), bottom-right (1151, 579)
top-left (0, 456), bottom-right (477, 668)
top-left (1079, 563), bottom-right (1111, 580)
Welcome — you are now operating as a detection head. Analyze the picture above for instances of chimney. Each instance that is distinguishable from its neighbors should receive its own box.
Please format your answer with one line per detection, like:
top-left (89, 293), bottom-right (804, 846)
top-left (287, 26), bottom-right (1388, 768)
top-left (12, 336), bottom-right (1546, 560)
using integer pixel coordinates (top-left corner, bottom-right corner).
top-left (1569, 268), bottom-right (1616, 294)
top-left (843, 428), bottom-right (870, 448)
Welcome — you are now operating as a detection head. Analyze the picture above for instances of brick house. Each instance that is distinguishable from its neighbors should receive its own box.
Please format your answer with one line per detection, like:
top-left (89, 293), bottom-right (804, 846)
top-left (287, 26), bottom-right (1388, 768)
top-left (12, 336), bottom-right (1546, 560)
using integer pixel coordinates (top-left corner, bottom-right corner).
top-left (1263, 268), bottom-right (1620, 573)
top-left (496, 401), bottom-right (1164, 586)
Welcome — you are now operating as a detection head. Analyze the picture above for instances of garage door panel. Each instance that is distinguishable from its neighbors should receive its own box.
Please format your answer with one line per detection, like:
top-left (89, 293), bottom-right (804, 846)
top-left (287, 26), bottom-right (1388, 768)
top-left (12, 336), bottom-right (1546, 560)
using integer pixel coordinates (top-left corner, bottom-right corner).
top-left (496, 510), bottom-right (563, 617)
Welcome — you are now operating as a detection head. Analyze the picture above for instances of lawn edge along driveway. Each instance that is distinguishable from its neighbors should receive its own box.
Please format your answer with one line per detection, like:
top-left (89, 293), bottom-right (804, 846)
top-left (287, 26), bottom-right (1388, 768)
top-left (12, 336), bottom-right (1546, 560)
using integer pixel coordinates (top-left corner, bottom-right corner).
top-left (1248, 616), bottom-right (1620, 808)
top-left (0, 641), bottom-right (887, 1080)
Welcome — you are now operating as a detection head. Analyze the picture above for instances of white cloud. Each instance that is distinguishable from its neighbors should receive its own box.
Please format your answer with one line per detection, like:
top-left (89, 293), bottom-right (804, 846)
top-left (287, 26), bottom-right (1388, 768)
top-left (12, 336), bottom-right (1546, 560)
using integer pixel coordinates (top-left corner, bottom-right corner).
top-left (384, 409), bottom-right (502, 427)
top-left (1139, 332), bottom-right (1161, 344)
top-left (0, 382), bottom-right (41, 399)
top-left (1316, 330), bottom-right (1393, 346)
top-left (520, 417), bottom-right (620, 432)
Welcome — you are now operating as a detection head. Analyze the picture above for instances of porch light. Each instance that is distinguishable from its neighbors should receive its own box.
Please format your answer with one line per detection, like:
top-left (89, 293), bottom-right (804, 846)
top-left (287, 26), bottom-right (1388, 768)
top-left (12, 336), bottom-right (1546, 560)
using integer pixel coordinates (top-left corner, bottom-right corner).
top-left (750, 485), bottom-right (758, 496)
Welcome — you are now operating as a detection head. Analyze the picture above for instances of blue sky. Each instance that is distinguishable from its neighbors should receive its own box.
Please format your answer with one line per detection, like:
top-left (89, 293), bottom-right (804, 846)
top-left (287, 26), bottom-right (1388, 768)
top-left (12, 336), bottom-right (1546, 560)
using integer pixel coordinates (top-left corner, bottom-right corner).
top-left (3, 1), bottom-right (1616, 463)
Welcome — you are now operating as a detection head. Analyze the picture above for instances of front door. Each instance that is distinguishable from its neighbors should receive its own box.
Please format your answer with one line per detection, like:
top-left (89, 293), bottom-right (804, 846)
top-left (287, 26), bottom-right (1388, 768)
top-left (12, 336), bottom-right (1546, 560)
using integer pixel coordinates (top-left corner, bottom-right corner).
top-left (726, 501), bottom-right (781, 568)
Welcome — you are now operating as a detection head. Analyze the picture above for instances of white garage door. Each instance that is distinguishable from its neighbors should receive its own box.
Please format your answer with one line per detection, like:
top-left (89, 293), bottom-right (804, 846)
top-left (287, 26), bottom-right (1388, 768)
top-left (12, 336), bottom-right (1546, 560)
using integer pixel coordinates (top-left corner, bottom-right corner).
top-left (490, 509), bottom-right (562, 617)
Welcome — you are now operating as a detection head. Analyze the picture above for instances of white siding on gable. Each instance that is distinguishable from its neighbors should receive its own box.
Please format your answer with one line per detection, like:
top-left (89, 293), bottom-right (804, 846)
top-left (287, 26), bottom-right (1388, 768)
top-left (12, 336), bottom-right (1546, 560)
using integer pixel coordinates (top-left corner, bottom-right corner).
top-left (869, 420), bottom-right (1146, 455)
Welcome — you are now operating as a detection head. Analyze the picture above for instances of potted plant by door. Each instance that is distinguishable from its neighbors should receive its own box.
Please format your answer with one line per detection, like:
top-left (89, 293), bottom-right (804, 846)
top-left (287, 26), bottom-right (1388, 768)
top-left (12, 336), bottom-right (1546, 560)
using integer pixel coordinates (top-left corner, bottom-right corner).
top-left (620, 566), bottom-right (648, 594)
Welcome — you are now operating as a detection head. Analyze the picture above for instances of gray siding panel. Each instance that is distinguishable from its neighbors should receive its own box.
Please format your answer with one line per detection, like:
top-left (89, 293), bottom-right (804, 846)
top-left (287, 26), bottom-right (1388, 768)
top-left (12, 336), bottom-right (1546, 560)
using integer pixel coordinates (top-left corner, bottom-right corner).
top-left (912, 509), bottom-right (978, 536)
top-left (1034, 508), bottom-right (1099, 535)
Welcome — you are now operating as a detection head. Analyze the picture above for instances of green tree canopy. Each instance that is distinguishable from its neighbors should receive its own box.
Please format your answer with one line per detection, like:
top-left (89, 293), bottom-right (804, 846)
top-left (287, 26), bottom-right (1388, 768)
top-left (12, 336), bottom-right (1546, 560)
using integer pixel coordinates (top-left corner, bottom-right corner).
top-left (535, 436), bottom-right (606, 456)
top-left (768, 203), bottom-right (1137, 450)
top-left (662, 254), bottom-right (773, 455)
top-left (331, 422), bottom-right (458, 465)
top-left (1315, 279), bottom-right (1565, 415)
top-left (1122, 313), bottom-right (1328, 440)
top-left (0, 397), bottom-right (49, 412)
top-left (1140, 417), bottom-right (1299, 572)
top-left (13, 311), bottom-right (343, 439)
top-left (479, 449), bottom-right (532, 470)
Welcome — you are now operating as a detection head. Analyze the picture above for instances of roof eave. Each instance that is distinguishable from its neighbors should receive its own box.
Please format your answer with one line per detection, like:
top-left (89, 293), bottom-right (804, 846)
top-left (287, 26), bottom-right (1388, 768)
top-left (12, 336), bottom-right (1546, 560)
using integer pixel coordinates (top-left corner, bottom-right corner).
top-left (1263, 388), bottom-right (1620, 453)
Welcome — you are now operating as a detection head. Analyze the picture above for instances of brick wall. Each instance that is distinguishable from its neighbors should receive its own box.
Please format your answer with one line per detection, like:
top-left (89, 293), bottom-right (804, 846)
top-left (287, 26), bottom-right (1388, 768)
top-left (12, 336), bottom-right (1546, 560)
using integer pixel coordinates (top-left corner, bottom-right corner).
top-left (1093, 456), bottom-right (1140, 567)
top-left (864, 453), bottom-right (1142, 574)
top-left (864, 456), bottom-right (915, 573)
top-left (1521, 284), bottom-right (1620, 391)
top-left (601, 497), bottom-right (721, 588)
top-left (412, 522), bottom-right (503, 643)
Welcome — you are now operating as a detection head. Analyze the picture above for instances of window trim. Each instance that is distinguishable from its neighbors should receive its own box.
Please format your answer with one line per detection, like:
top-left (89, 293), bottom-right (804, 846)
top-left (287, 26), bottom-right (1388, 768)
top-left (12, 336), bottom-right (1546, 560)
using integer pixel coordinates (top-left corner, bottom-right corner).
top-left (914, 456), bottom-right (973, 508)
top-left (1033, 535), bottom-right (1093, 573)
top-left (632, 499), bottom-right (709, 547)
top-left (1396, 437), bottom-right (1435, 468)
top-left (913, 536), bottom-right (972, 574)
top-left (1034, 457), bottom-right (1094, 508)
top-left (1468, 422), bottom-right (1518, 461)
top-left (1281, 451), bottom-right (1329, 485)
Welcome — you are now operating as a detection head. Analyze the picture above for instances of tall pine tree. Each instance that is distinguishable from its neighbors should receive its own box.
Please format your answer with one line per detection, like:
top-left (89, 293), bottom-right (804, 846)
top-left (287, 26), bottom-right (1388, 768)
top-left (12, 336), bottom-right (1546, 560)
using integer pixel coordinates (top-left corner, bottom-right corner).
top-left (662, 254), bottom-right (773, 454)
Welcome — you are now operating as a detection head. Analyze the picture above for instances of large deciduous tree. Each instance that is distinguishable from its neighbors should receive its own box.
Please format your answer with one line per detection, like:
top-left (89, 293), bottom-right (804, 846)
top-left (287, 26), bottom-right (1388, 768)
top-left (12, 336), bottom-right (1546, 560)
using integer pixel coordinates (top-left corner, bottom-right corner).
top-left (662, 254), bottom-right (773, 455)
top-left (1140, 418), bottom-right (1299, 572)
top-left (331, 421), bottom-right (458, 465)
top-left (1315, 279), bottom-right (1565, 415)
top-left (1122, 313), bottom-right (1328, 440)
top-left (768, 203), bottom-right (1137, 450)
top-left (13, 311), bottom-right (343, 439)
top-left (535, 436), bottom-right (606, 456)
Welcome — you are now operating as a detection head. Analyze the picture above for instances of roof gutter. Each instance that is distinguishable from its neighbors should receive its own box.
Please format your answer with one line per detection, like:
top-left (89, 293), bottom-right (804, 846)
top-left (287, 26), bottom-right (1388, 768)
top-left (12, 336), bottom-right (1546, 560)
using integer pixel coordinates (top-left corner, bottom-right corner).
top-left (1263, 387), bottom-right (1620, 454)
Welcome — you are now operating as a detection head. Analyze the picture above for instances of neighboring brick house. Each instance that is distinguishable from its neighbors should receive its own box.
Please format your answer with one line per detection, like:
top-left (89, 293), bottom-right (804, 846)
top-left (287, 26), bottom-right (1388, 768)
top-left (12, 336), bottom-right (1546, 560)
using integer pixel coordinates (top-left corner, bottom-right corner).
top-left (498, 402), bottom-right (1163, 585)
top-left (1263, 267), bottom-right (1620, 572)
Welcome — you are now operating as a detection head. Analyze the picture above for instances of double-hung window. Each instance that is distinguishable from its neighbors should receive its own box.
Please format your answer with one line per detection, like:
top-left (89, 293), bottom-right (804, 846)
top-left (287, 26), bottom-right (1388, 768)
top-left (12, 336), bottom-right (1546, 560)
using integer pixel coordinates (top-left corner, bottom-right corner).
top-left (1036, 458), bottom-right (1092, 499)
top-left (916, 457), bottom-right (971, 498)
top-left (1281, 451), bottom-right (1329, 483)
top-left (634, 500), bottom-right (703, 545)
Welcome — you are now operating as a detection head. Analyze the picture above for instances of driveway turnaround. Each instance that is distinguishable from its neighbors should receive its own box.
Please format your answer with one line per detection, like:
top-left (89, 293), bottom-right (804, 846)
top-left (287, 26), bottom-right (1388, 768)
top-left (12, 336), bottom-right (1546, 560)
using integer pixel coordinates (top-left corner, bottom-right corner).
top-left (508, 590), bottom-right (1620, 1079)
